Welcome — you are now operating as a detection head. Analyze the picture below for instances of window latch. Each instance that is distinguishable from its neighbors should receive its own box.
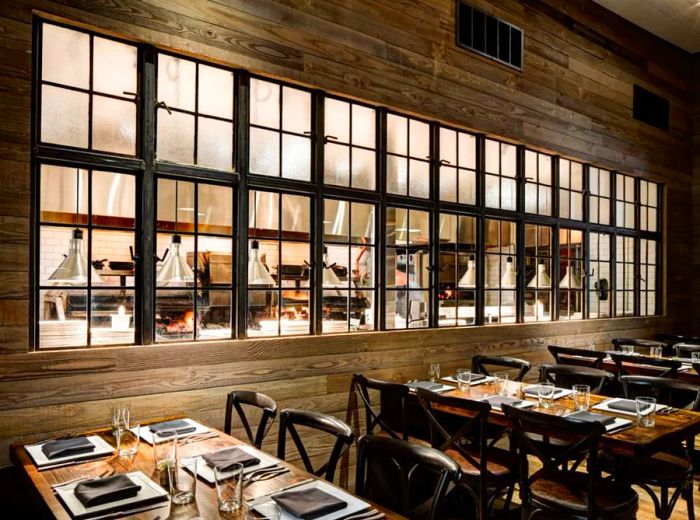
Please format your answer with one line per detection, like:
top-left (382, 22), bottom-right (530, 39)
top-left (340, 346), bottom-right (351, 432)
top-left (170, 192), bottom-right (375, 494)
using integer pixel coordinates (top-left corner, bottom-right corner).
top-left (155, 100), bottom-right (172, 115)
top-left (439, 159), bottom-right (451, 166)
top-left (155, 248), bottom-right (169, 263)
top-left (324, 135), bottom-right (338, 143)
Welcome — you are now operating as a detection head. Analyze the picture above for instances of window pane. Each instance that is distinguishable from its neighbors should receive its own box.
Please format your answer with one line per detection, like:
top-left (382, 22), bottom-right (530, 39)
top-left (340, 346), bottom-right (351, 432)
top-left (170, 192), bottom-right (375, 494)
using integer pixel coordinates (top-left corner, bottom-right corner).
top-left (199, 184), bottom-right (233, 233)
top-left (92, 229), bottom-right (135, 285)
top-left (282, 86), bottom-right (311, 134)
top-left (250, 127), bottom-right (280, 176)
top-left (409, 119), bottom-right (430, 158)
top-left (440, 128), bottom-right (457, 163)
top-left (40, 226), bottom-right (89, 286)
top-left (458, 133), bottom-right (476, 169)
top-left (93, 37), bottom-right (137, 97)
top-left (250, 78), bottom-right (280, 128)
top-left (41, 85), bottom-right (89, 147)
top-left (157, 110), bottom-right (194, 164)
top-left (281, 134), bottom-right (311, 181)
top-left (156, 179), bottom-right (195, 233)
top-left (324, 199), bottom-right (349, 241)
top-left (352, 104), bottom-right (376, 148)
top-left (440, 166), bottom-right (457, 202)
top-left (39, 289), bottom-right (88, 347)
top-left (196, 290), bottom-right (231, 339)
top-left (92, 96), bottom-right (136, 155)
top-left (409, 160), bottom-right (430, 198)
top-left (198, 65), bottom-right (234, 118)
top-left (325, 98), bottom-right (350, 142)
top-left (281, 194), bottom-right (310, 238)
top-left (387, 155), bottom-right (407, 195)
top-left (90, 289), bottom-right (134, 345)
top-left (352, 148), bottom-right (376, 190)
top-left (387, 114), bottom-right (407, 155)
top-left (156, 289), bottom-right (194, 341)
top-left (91, 171), bottom-right (135, 227)
top-left (42, 24), bottom-right (90, 88)
top-left (458, 170), bottom-right (477, 205)
top-left (485, 139), bottom-right (499, 173)
top-left (158, 54), bottom-right (196, 111)
top-left (351, 203), bottom-right (375, 243)
top-left (324, 143), bottom-right (350, 186)
top-left (40, 166), bottom-right (89, 224)
top-left (197, 117), bottom-right (233, 170)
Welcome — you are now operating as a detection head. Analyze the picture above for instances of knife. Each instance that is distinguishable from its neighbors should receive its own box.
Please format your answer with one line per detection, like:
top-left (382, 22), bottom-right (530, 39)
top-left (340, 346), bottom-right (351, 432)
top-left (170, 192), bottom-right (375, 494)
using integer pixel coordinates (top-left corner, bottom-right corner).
top-left (246, 478), bottom-right (315, 506)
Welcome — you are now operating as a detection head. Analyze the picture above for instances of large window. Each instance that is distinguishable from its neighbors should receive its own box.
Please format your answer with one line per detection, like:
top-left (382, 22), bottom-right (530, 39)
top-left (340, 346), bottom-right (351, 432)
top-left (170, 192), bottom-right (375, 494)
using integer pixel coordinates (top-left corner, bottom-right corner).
top-left (385, 208), bottom-right (431, 329)
top-left (484, 139), bottom-right (517, 211)
top-left (484, 219), bottom-right (517, 324)
top-left (524, 224), bottom-right (553, 322)
top-left (438, 213), bottom-right (477, 326)
top-left (32, 20), bottom-right (666, 349)
top-left (322, 199), bottom-right (376, 332)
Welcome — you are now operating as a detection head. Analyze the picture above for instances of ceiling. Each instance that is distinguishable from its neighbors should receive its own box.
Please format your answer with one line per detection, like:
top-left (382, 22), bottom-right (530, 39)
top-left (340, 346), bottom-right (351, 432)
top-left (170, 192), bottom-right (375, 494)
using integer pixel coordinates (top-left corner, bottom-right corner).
top-left (592, 0), bottom-right (700, 53)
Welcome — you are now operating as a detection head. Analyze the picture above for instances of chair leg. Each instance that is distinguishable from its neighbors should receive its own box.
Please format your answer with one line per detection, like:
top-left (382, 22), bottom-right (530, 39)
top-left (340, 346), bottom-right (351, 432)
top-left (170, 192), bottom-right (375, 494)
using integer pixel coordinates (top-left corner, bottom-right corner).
top-left (502, 484), bottom-right (515, 518)
top-left (660, 485), bottom-right (669, 520)
top-left (685, 480), bottom-right (695, 520)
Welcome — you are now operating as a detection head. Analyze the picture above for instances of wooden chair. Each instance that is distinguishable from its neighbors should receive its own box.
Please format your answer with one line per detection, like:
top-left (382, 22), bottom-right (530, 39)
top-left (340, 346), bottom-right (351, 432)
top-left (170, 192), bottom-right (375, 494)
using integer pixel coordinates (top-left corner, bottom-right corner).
top-left (416, 388), bottom-right (517, 520)
top-left (548, 345), bottom-right (607, 369)
top-left (611, 338), bottom-right (667, 355)
top-left (351, 373), bottom-right (410, 440)
top-left (471, 355), bottom-right (531, 381)
top-left (611, 376), bottom-right (699, 520)
top-left (277, 409), bottom-right (354, 482)
top-left (656, 334), bottom-right (700, 356)
top-left (538, 364), bottom-right (614, 394)
top-left (609, 352), bottom-right (682, 378)
top-left (224, 390), bottom-right (277, 449)
top-left (675, 343), bottom-right (700, 358)
top-left (356, 435), bottom-right (461, 520)
top-left (502, 404), bottom-right (638, 520)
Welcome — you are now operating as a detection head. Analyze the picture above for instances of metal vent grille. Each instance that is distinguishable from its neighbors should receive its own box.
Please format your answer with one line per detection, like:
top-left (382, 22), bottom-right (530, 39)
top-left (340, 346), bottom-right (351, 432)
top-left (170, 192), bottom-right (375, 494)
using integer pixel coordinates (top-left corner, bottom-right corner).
top-left (456, 2), bottom-right (523, 70)
top-left (633, 85), bottom-right (669, 131)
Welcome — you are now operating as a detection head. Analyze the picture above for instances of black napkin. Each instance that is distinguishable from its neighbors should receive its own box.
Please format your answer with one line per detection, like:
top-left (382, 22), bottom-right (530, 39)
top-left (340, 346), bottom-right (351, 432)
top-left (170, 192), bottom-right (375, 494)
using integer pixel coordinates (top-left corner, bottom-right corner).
top-left (482, 395), bottom-right (524, 408)
top-left (406, 381), bottom-right (442, 391)
top-left (74, 474), bottom-right (141, 507)
top-left (41, 437), bottom-right (95, 460)
top-left (566, 410), bottom-right (616, 426)
top-left (607, 400), bottom-right (649, 413)
top-left (148, 419), bottom-right (196, 437)
top-left (202, 447), bottom-right (261, 471)
top-left (461, 373), bottom-right (487, 383)
top-left (273, 487), bottom-right (347, 520)
top-left (523, 385), bottom-right (560, 397)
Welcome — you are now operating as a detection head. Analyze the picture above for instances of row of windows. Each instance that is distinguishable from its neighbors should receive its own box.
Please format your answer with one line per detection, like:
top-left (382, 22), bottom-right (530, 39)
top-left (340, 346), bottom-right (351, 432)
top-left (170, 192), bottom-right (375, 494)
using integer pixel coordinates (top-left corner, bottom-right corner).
top-left (33, 21), bottom-right (662, 349)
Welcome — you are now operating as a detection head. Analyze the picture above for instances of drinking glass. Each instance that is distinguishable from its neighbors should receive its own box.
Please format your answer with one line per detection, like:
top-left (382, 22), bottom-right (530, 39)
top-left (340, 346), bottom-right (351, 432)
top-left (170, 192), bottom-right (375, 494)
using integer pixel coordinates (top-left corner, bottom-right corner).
top-left (428, 362), bottom-right (441, 382)
top-left (214, 462), bottom-right (244, 513)
top-left (636, 397), bottom-right (656, 427)
top-left (586, 341), bottom-right (595, 351)
top-left (153, 431), bottom-right (177, 471)
top-left (621, 345), bottom-right (634, 355)
top-left (572, 384), bottom-right (590, 411)
top-left (494, 372), bottom-right (509, 396)
top-left (169, 457), bottom-right (197, 505)
top-left (246, 502), bottom-right (282, 520)
top-left (691, 352), bottom-right (700, 362)
top-left (116, 422), bottom-right (140, 458)
top-left (537, 383), bottom-right (555, 409)
top-left (649, 346), bottom-right (663, 358)
top-left (111, 406), bottom-right (130, 435)
top-left (456, 369), bottom-right (472, 393)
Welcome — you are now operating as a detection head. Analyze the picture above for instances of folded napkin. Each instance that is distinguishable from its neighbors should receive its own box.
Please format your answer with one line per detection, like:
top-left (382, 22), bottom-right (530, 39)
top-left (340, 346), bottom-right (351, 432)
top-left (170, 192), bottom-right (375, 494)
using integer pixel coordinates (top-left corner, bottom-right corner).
top-left (566, 410), bottom-right (616, 426)
top-left (148, 419), bottom-right (196, 437)
top-left (202, 447), bottom-right (261, 471)
top-left (523, 385), bottom-right (558, 397)
top-left (41, 437), bottom-right (95, 460)
top-left (406, 381), bottom-right (442, 391)
top-left (607, 400), bottom-right (649, 413)
top-left (482, 395), bottom-right (524, 408)
top-left (273, 487), bottom-right (347, 520)
top-left (74, 474), bottom-right (141, 507)
top-left (464, 373), bottom-right (487, 383)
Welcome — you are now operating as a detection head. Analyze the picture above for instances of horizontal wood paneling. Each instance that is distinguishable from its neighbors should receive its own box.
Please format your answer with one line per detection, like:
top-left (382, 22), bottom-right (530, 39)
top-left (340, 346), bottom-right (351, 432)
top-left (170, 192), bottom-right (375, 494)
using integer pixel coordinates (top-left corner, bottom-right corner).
top-left (0, 0), bottom-right (694, 473)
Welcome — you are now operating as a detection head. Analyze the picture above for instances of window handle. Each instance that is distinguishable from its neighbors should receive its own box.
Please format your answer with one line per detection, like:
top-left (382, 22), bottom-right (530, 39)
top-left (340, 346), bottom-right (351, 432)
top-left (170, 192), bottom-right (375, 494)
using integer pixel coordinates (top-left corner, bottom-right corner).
top-left (155, 248), bottom-right (169, 263)
top-left (324, 135), bottom-right (338, 143)
top-left (584, 268), bottom-right (595, 277)
top-left (303, 260), bottom-right (315, 269)
top-left (129, 246), bottom-right (141, 261)
top-left (439, 159), bottom-right (451, 166)
top-left (155, 100), bottom-right (172, 115)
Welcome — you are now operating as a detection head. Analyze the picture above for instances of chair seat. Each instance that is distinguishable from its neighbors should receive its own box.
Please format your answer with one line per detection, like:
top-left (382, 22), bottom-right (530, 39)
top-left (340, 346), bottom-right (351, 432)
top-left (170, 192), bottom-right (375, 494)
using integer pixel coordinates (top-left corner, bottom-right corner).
top-left (446, 446), bottom-right (515, 479)
top-left (530, 469), bottom-right (638, 517)
top-left (601, 450), bottom-right (693, 483)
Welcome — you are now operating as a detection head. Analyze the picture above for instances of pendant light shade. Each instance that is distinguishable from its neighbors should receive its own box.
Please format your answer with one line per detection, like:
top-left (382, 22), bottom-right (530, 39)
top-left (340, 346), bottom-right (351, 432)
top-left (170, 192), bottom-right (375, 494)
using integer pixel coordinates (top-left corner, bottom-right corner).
top-left (501, 256), bottom-right (517, 289)
top-left (560, 265), bottom-right (581, 289)
top-left (156, 234), bottom-right (194, 286)
top-left (322, 246), bottom-right (343, 287)
top-left (458, 254), bottom-right (477, 288)
top-left (248, 240), bottom-right (276, 286)
top-left (527, 259), bottom-right (551, 288)
top-left (49, 229), bottom-right (103, 285)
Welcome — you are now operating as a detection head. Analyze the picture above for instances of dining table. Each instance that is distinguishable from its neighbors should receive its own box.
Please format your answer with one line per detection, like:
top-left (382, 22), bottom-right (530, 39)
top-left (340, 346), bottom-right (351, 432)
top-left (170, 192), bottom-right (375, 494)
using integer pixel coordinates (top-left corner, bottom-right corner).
top-left (10, 417), bottom-right (403, 520)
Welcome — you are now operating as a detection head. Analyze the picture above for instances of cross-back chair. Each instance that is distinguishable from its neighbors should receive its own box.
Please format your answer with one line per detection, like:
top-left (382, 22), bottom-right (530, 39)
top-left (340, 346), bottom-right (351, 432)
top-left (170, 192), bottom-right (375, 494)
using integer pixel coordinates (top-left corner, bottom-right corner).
top-left (224, 390), bottom-right (277, 449)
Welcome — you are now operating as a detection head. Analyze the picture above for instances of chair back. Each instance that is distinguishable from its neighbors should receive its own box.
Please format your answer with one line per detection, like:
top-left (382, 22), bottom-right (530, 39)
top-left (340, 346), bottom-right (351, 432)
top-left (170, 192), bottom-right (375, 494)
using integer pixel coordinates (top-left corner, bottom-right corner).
top-left (548, 345), bottom-right (606, 369)
top-left (224, 390), bottom-right (277, 449)
top-left (277, 409), bottom-right (354, 482)
top-left (538, 364), bottom-right (614, 394)
top-left (620, 375), bottom-right (700, 411)
top-left (502, 404), bottom-right (605, 519)
top-left (675, 343), bottom-right (700, 358)
top-left (471, 355), bottom-right (531, 381)
top-left (609, 352), bottom-right (681, 378)
top-left (352, 374), bottom-right (409, 440)
top-left (356, 435), bottom-right (461, 520)
top-left (611, 337), bottom-right (666, 355)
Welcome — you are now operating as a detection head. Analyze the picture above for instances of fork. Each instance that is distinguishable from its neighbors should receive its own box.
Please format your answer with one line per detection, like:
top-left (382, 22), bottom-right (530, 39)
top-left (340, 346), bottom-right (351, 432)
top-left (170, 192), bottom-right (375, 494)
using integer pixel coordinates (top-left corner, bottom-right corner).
top-left (244, 465), bottom-right (284, 481)
top-left (247, 468), bottom-right (289, 482)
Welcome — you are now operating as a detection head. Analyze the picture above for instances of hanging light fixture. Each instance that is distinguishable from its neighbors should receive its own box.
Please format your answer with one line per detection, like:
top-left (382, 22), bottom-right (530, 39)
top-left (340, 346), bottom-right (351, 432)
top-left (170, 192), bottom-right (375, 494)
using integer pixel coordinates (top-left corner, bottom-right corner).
top-left (527, 258), bottom-right (551, 288)
top-left (458, 254), bottom-right (477, 288)
top-left (49, 169), bottom-right (102, 285)
top-left (501, 256), bottom-right (517, 289)
top-left (322, 246), bottom-right (343, 287)
top-left (156, 181), bottom-right (194, 287)
top-left (560, 265), bottom-right (581, 289)
top-left (248, 191), bottom-right (276, 286)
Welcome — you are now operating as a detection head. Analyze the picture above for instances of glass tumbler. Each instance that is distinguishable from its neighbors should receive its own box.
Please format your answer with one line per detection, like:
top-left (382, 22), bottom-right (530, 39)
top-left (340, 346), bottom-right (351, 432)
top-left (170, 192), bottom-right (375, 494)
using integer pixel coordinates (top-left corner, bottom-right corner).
top-left (428, 362), bottom-right (441, 382)
top-left (572, 384), bottom-right (590, 411)
top-left (153, 431), bottom-right (177, 472)
top-left (494, 372), bottom-right (509, 396)
top-left (649, 346), bottom-right (662, 358)
top-left (456, 369), bottom-right (472, 393)
top-left (169, 457), bottom-right (197, 505)
top-left (214, 462), bottom-right (244, 513)
top-left (636, 396), bottom-right (656, 428)
top-left (537, 383), bottom-right (555, 409)
top-left (117, 422), bottom-right (140, 458)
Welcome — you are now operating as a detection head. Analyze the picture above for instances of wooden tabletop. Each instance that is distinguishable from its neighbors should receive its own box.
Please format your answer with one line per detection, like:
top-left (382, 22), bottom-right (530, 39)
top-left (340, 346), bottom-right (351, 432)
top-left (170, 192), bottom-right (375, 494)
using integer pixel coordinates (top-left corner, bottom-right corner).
top-left (10, 419), bottom-right (403, 520)
top-left (433, 380), bottom-right (700, 458)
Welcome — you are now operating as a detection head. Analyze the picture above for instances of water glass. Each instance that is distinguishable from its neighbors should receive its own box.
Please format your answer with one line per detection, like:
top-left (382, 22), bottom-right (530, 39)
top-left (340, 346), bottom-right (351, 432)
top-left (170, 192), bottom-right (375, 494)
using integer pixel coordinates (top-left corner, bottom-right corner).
top-left (116, 422), bottom-right (140, 458)
top-left (169, 457), bottom-right (197, 505)
top-left (246, 502), bottom-right (282, 520)
top-left (537, 383), bottom-right (555, 409)
top-left (153, 431), bottom-right (177, 472)
top-left (456, 369), bottom-right (472, 393)
top-left (636, 397), bottom-right (656, 427)
top-left (428, 362), bottom-right (441, 382)
top-left (214, 462), bottom-right (243, 513)
top-left (572, 384), bottom-right (590, 411)
top-left (586, 341), bottom-right (595, 351)
top-left (494, 372), bottom-right (509, 396)
top-left (649, 346), bottom-right (663, 358)
top-left (691, 352), bottom-right (700, 362)
top-left (111, 406), bottom-right (130, 435)
top-left (621, 345), bottom-right (634, 355)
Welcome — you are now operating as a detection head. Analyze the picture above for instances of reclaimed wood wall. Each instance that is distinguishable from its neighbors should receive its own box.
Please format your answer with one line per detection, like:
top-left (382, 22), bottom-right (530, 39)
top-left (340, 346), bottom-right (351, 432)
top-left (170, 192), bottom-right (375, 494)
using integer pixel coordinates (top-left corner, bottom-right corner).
top-left (0, 0), bottom-right (694, 471)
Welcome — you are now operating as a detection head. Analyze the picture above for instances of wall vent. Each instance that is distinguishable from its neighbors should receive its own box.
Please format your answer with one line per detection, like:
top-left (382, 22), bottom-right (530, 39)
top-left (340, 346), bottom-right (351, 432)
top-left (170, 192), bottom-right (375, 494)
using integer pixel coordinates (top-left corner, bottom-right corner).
top-left (633, 85), bottom-right (669, 131)
top-left (456, 1), bottom-right (523, 70)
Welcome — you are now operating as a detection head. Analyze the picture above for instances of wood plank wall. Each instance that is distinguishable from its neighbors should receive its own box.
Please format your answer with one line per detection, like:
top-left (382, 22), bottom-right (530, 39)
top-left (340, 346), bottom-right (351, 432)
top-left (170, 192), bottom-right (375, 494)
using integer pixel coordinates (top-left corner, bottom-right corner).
top-left (0, 0), bottom-right (694, 469)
